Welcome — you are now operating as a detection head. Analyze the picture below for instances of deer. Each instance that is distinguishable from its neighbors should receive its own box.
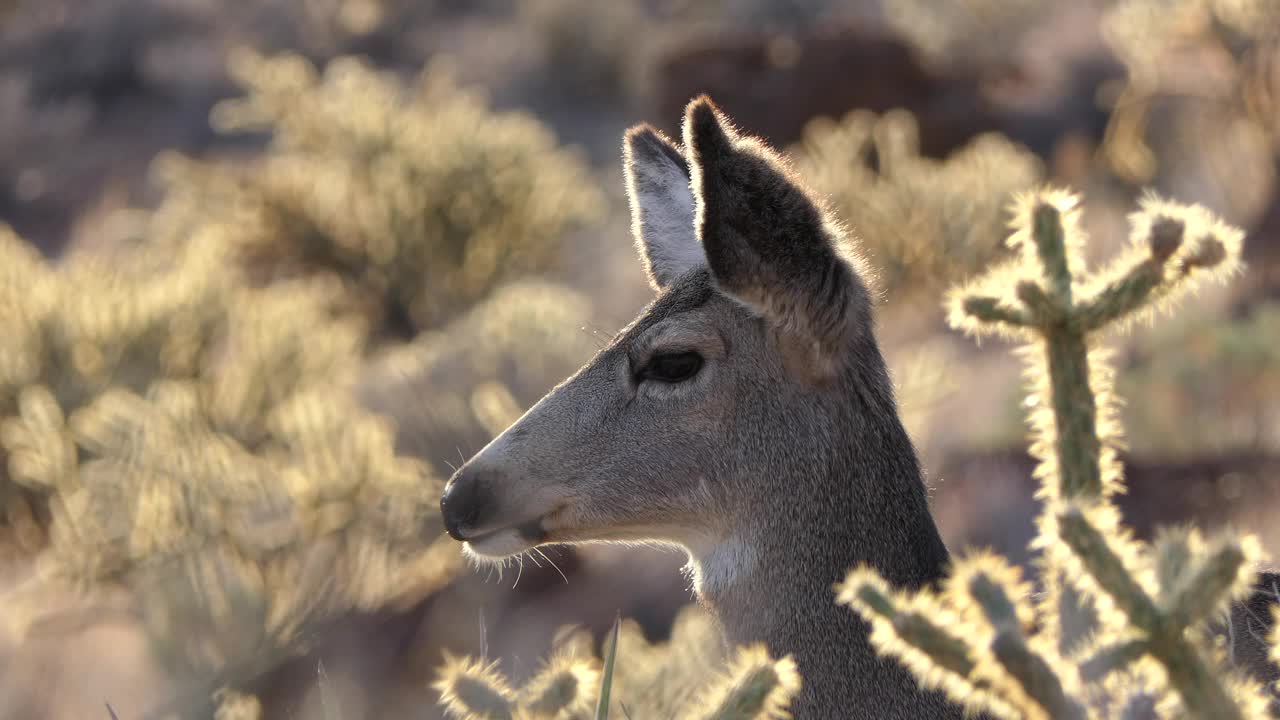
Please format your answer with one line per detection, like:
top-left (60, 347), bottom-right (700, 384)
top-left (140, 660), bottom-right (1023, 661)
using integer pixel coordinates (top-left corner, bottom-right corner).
top-left (438, 95), bottom-right (956, 717)
top-left (437, 96), bottom-right (1278, 718)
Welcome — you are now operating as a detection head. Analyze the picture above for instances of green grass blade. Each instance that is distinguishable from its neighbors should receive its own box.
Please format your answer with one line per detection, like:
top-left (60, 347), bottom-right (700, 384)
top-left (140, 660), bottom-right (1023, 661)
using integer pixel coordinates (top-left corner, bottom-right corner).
top-left (594, 615), bottom-right (621, 720)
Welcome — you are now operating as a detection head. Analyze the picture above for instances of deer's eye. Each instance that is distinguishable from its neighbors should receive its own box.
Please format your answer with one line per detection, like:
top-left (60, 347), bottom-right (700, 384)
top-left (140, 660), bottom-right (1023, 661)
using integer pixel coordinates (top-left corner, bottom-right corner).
top-left (639, 351), bottom-right (703, 384)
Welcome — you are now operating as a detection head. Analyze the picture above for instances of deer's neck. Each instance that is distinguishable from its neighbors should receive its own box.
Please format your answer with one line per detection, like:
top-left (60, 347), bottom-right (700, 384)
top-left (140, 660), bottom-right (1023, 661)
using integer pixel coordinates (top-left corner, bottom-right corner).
top-left (690, 422), bottom-right (955, 718)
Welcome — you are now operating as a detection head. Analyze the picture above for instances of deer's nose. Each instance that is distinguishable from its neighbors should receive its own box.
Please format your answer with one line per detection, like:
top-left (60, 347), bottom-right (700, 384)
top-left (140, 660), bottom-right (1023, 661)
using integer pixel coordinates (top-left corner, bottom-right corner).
top-left (439, 468), bottom-right (494, 541)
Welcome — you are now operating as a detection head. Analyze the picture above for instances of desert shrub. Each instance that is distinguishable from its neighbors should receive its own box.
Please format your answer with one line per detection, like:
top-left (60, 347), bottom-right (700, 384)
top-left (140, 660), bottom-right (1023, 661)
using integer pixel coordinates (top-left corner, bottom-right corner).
top-left (358, 280), bottom-right (602, 475)
top-left (434, 605), bottom-right (801, 720)
top-left (791, 109), bottom-right (1043, 300)
top-left (158, 49), bottom-right (603, 340)
top-left (0, 46), bottom-right (607, 715)
top-left (0, 226), bottom-right (229, 552)
top-left (232, 0), bottom-right (396, 54)
top-left (841, 189), bottom-right (1279, 718)
top-left (0, 223), bottom-right (460, 713)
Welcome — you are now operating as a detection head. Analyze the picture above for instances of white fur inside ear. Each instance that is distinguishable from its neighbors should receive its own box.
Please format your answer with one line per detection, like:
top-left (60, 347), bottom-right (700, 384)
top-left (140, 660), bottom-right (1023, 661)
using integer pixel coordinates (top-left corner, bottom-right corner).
top-left (625, 134), bottom-right (705, 289)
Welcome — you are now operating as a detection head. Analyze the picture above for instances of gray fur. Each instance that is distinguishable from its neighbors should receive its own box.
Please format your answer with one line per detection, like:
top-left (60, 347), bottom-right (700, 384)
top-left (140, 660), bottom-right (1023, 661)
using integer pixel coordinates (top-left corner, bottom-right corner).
top-left (685, 99), bottom-right (874, 377)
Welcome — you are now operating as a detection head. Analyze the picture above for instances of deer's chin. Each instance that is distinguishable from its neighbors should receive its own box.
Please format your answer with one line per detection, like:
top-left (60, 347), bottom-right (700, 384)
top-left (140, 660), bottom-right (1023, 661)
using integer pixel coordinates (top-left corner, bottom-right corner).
top-left (461, 517), bottom-right (550, 559)
top-left (463, 530), bottom-right (535, 559)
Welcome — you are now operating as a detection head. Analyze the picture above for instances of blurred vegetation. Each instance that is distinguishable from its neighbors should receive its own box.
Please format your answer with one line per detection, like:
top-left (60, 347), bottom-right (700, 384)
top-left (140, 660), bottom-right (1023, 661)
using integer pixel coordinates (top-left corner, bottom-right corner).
top-left (1119, 301), bottom-right (1280, 457)
top-left (518, 0), bottom-right (654, 100)
top-left (0, 221), bottom-right (458, 714)
top-left (435, 606), bottom-right (801, 720)
top-left (1100, 0), bottom-right (1279, 223)
top-left (435, 649), bottom-right (601, 720)
top-left (792, 109), bottom-right (1043, 300)
top-left (883, 0), bottom-right (1048, 70)
top-left (358, 280), bottom-right (601, 474)
top-left (160, 49), bottom-right (603, 341)
top-left (0, 46), bottom-right (606, 715)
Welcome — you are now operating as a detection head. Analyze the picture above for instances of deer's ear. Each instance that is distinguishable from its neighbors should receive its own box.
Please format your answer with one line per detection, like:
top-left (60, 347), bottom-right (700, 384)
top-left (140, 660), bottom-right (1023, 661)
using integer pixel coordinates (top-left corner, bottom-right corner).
top-left (684, 96), bottom-right (871, 371)
top-left (623, 124), bottom-right (703, 290)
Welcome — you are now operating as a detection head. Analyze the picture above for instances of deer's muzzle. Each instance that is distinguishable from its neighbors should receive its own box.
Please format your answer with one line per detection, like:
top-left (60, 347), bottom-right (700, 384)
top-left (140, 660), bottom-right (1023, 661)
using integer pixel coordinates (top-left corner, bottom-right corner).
top-left (439, 464), bottom-right (551, 556)
top-left (439, 468), bottom-right (491, 541)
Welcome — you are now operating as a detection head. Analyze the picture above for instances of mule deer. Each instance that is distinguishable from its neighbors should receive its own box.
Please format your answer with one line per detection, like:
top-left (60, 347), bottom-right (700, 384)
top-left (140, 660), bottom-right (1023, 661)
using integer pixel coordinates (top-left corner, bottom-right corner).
top-left (436, 96), bottom-right (1280, 718)
top-left (438, 96), bottom-right (958, 717)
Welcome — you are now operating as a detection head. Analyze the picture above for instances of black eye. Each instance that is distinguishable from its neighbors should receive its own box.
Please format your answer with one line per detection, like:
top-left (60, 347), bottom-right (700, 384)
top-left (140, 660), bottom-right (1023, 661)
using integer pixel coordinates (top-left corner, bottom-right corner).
top-left (639, 351), bottom-right (703, 384)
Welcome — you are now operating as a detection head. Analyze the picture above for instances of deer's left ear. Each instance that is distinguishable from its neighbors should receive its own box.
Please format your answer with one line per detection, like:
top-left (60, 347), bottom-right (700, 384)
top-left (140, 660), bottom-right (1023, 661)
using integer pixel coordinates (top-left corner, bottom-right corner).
top-left (624, 124), bottom-right (703, 291)
top-left (683, 96), bottom-right (872, 373)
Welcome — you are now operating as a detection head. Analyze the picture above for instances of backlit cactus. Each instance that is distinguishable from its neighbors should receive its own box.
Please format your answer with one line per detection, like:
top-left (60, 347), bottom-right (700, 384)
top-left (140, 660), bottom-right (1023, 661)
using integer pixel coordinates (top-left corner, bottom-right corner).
top-left (435, 651), bottom-right (599, 720)
top-left (156, 49), bottom-right (604, 340)
top-left (791, 109), bottom-right (1043, 300)
top-left (0, 45), bottom-right (609, 716)
top-left (434, 607), bottom-right (801, 720)
top-left (839, 189), bottom-right (1274, 718)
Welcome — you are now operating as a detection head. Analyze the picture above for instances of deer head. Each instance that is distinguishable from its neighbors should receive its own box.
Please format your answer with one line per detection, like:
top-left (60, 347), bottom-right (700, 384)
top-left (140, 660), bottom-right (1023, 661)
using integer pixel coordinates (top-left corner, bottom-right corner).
top-left (439, 97), bottom-right (909, 593)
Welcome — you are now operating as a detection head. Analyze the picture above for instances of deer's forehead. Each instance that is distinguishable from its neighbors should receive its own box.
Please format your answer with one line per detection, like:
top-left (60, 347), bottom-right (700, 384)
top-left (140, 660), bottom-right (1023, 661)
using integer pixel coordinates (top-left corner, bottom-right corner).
top-left (611, 269), bottom-right (717, 345)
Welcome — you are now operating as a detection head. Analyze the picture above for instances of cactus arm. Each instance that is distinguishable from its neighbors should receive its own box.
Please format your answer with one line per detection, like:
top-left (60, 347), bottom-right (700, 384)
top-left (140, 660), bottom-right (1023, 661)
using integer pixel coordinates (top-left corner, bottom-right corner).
top-left (1058, 509), bottom-right (1246, 720)
top-left (1072, 259), bottom-right (1165, 332)
top-left (1056, 509), bottom-right (1162, 634)
top-left (851, 580), bottom-right (977, 680)
top-left (1041, 329), bottom-right (1103, 500)
top-left (1148, 633), bottom-right (1245, 720)
top-left (1029, 203), bottom-right (1074, 305)
top-left (961, 296), bottom-right (1033, 328)
top-left (1072, 217), bottom-right (1184, 332)
top-left (1079, 640), bottom-right (1149, 683)
top-left (1163, 543), bottom-right (1247, 629)
top-left (968, 573), bottom-right (1087, 720)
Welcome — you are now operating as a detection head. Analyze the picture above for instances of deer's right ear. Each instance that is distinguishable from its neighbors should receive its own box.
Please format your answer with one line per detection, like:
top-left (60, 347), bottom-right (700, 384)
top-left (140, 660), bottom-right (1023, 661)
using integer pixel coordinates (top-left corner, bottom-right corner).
top-left (624, 124), bottom-right (703, 291)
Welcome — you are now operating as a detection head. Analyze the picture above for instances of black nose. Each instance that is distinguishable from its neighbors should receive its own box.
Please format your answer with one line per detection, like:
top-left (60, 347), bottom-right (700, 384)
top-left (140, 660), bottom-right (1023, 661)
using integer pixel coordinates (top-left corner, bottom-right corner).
top-left (439, 469), bottom-right (489, 541)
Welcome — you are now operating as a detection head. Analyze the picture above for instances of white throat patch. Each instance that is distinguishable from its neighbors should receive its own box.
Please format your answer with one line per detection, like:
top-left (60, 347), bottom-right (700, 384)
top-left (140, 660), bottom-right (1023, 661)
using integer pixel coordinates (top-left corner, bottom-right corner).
top-left (685, 534), bottom-right (758, 599)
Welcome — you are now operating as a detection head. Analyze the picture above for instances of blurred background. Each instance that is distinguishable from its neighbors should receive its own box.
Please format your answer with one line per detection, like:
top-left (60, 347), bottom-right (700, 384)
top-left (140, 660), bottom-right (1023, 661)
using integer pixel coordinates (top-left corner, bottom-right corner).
top-left (0, 0), bottom-right (1278, 717)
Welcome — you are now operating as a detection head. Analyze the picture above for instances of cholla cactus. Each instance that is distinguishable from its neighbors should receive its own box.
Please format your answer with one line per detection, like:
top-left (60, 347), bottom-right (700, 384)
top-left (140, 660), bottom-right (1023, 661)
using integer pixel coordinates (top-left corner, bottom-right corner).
top-left (839, 189), bottom-right (1275, 718)
top-left (791, 110), bottom-right (1042, 300)
top-left (691, 645), bottom-right (801, 720)
top-left (435, 651), bottom-right (599, 720)
top-left (0, 155), bottom-right (598, 718)
top-left (434, 607), bottom-right (800, 720)
top-left (0, 228), bottom-right (597, 715)
top-left (157, 49), bottom-right (603, 339)
top-left (0, 220), bottom-right (598, 707)
top-left (357, 281), bottom-right (602, 478)
top-left (0, 41), bottom-right (611, 717)
top-left (0, 229), bottom-right (462, 703)
top-left (0, 226), bottom-right (230, 552)
top-left (588, 605), bottom-right (729, 717)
